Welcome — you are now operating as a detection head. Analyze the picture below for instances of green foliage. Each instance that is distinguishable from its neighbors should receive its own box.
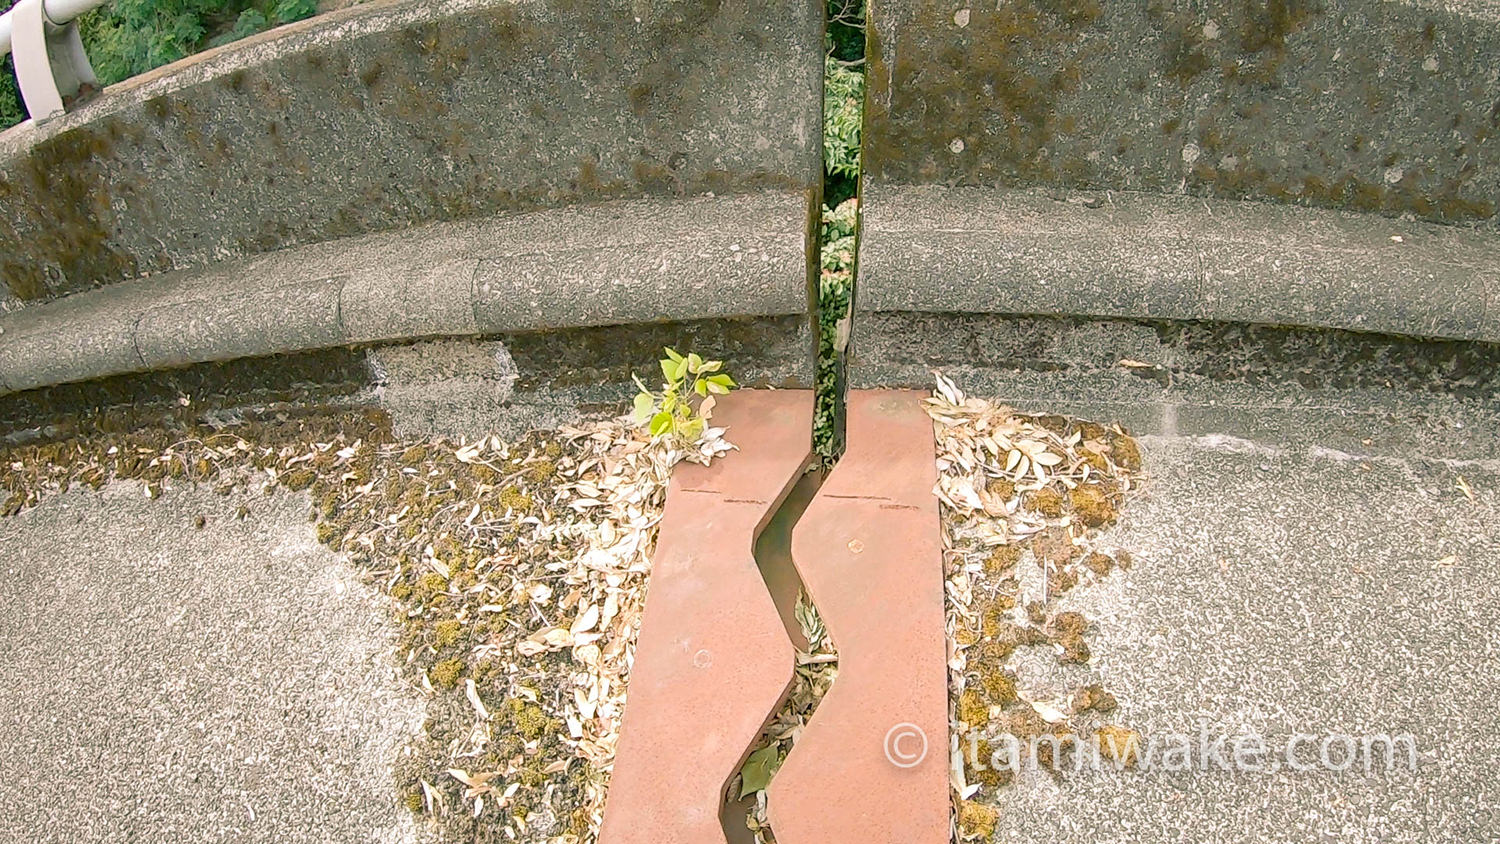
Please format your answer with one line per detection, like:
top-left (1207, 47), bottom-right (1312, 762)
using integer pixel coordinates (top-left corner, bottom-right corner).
top-left (209, 8), bottom-right (268, 48)
top-left (737, 743), bottom-right (782, 798)
top-left (633, 348), bottom-right (736, 444)
top-left (0, 58), bottom-right (24, 130)
top-left (814, 199), bottom-right (858, 460)
top-left (271, 0), bottom-right (316, 23)
top-left (814, 0), bottom-right (866, 459)
top-left (823, 55), bottom-right (864, 184)
top-left (1, 0), bottom-right (323, 131)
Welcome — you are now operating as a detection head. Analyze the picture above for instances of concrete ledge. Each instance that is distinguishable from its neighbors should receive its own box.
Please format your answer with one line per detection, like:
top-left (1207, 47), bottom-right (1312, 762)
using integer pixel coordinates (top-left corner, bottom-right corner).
top-left (0, 193), bottom-right (809, 396)
top-left (858, 186), bottom-right (1500, 341)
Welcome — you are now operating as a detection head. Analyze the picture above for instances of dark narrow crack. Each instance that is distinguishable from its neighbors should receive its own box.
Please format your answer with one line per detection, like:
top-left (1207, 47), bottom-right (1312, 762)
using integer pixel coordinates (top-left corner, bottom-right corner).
top-left (812, 0), bottom-right (867, 464)
top-left (719, 464), bottom-right (834, 844)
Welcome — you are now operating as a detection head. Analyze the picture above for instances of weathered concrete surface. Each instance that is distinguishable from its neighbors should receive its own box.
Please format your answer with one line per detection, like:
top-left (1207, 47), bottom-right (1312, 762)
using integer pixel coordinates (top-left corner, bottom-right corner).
top-left (854, 316), bottom-right (1500, 841)
top-left (865, 0), bottom-right (1500, 226)
top-left (988, 429), bottom-right (1500, 843)
top-left (851, 313), bottom-right (1500, 454)
top-left (0, 485), bottom-right (429, 843)
top-left (859, 0), bottom-right (1500, 339)
top-left (858, 186), bottom-right (1500, 341)
top-left (0, 0), bottom-right (823, 300)
top-left (368, 315), bottom-right (811, 440)
top-left (0, 193), bottom-right (809, 396)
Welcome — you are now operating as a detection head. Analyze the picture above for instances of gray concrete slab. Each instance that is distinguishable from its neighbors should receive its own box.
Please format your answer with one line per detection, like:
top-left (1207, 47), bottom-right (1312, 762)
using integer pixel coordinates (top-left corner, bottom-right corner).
top-left (896, 317), bottom-right (1500, 841)
top-left (0, 485), bottom-right (428, 843)
top-left (988, 432), bottom-right (1500, 842)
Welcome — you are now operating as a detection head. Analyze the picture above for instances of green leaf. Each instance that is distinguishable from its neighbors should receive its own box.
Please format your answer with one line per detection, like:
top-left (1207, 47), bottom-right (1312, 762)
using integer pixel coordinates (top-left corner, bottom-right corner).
top-left (660, 359), bottom-right (678, 383)
top-left (694, 379), bottom-right (709, 397)
top-left (682, 417), bottom-right (706, 440)
top-left (698, 360), bottom-right (723, 373)
top-left (708, 374), bottom-right (737, 388)
top-left (687, 352), bottom-right (704, 374)
top-left (632, 392), bottom-right (655, 422)
top-left (738, 744), bottom-right (781, 797)
top-left (649, 412), bottom-right (673, 436)
top-left (673, 356), bottom-right (690, 381)
top-left (663, 347), bottom-right (685, 363)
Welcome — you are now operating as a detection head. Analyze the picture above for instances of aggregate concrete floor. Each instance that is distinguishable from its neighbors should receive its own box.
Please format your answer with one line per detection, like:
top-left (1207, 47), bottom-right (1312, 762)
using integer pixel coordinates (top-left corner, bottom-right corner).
top-left (916, 319), bottom-right (1500, 842)
top-left (0, 486), bottom-right (429, 843)
top-left (1001, 433), bottom-right (1500, 843)
top-left (0, 315), bottom-right (1496, 842)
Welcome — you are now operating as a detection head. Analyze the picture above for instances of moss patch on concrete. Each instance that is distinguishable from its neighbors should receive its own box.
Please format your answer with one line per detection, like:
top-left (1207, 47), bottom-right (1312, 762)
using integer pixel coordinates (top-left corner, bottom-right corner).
top-left (0, 407), bottom-right (612, 842)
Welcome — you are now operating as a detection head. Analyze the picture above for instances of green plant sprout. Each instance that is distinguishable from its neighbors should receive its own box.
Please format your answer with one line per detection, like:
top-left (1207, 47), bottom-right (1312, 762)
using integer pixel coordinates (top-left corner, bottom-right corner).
top-left (633, 348), bottom-right (736, 442)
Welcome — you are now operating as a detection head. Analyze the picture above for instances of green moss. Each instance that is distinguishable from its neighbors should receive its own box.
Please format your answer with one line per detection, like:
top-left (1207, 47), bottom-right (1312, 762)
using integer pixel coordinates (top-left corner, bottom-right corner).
top-left (985, 544), bottom-right (1023, 573)
top-left (1111, 434), bottom-right (1142, 471)
top-left (281, 468), bottom-right (316, 491)
top-left (499, 485), bottom-right (533, 511)
top-left (1030, 487), bottom-right (1065, 518)
top-left (416, 571), bottom-right (448, 600)
top-left (315, 521), bottom-right (340, 545)
top-left (1068, 484), bottom-right (1115, 527)
top-left (957, 688), bottom-right (989, 727)
top-left (523, 458), bottom-right (557, 483)
top-left (1082, 551), bottom-right (1114, 575)
top-left (958, 800), bottom-right (999, 839)
top-left (1073, 683), bottom-right (1117, 712)
top-left (978, 668), bottom-right (1019, 707)
top-left (430, 657), bottom-right (464, 689)
top-left (506, 698), bottom-right (555, 741)
top-left (433, 619), bottom-right (463, 649)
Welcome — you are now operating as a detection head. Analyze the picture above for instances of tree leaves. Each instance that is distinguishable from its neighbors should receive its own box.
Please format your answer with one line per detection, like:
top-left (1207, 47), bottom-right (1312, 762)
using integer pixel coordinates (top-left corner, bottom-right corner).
top-left (738, 744), bottom-right (782, 798)
top-left (633, 348), bottom-right (736, 447)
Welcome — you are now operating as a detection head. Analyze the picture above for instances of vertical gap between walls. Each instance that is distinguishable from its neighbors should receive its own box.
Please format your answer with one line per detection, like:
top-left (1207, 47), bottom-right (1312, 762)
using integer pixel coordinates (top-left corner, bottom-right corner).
top-left (813, 0), bottom-right (866, 465)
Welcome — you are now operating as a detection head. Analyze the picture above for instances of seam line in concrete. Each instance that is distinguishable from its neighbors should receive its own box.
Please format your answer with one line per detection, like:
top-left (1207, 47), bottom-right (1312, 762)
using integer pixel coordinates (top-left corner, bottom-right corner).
top-left (128, 308), bottom-right (149, 369)
top-left (465, 258), bottom-right (483, 337)
top-left (333, 273), bottom-right (349, 343)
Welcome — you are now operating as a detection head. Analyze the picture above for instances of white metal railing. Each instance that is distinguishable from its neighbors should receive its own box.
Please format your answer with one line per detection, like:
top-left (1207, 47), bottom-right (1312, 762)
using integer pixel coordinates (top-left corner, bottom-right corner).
top-left (1, 0), bottom-right (110, 123)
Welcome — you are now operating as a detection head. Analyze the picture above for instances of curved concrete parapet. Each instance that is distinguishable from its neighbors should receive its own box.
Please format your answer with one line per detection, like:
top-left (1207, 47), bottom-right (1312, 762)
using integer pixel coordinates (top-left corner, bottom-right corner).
top-left (858, 0), bottom-right (1500, 344)
top-left (0, 0), bottom-right (823, 302)
top-left (858, 186), bottom-right (1500, 342)
top-left (0, 193), bottom-right (808, 395)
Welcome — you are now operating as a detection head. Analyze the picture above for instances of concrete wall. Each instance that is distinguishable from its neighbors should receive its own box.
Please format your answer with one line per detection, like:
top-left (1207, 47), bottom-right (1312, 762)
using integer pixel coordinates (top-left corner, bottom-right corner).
top-left (863, 0), bottom-right (1500, 224)
top-left (856, 0), bottom-right (1500, 356)
top-left (0, 0), bottom-right (823, 301)
top-left (0, 0), bottom-right (823, 405)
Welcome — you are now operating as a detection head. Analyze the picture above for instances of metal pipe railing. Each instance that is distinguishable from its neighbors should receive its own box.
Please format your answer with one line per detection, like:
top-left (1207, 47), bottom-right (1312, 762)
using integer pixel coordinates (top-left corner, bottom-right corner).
top-left (0, 0), bottom-right (106, 56)
top-left (1, 0), bottom-right (108, 122)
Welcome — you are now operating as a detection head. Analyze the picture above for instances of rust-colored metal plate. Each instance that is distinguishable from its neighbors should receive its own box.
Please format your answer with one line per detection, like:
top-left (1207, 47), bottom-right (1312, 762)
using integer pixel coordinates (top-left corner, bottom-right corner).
top-left (768, 390), bottom-right (948, 844)
top-left (599, 389), bottom-right (814, 844)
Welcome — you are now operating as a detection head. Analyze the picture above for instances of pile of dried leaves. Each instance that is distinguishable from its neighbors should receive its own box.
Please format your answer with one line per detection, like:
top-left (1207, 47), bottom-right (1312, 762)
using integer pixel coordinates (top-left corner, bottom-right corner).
top-left (0, 407), bottom-right (732, 843)
top-left (924, 374), bottom-right (1146, 841)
